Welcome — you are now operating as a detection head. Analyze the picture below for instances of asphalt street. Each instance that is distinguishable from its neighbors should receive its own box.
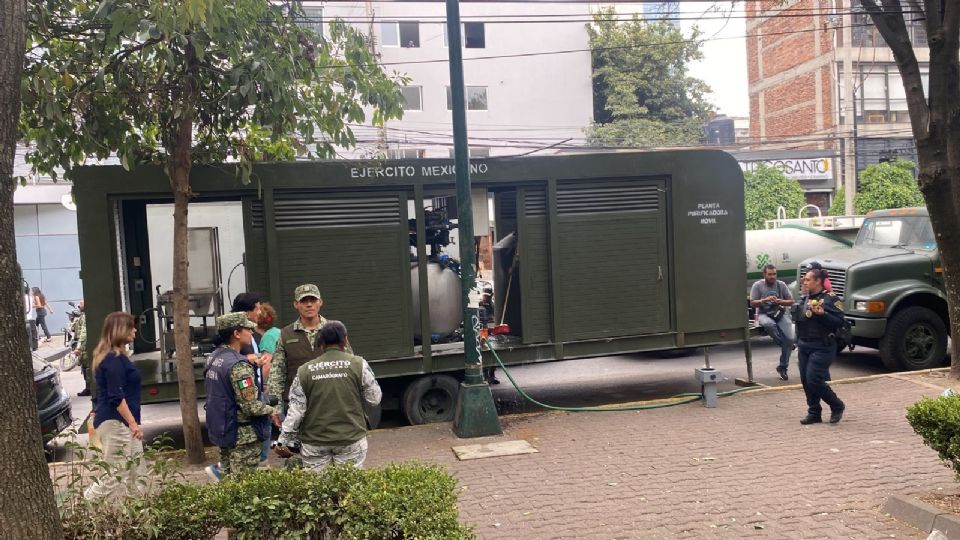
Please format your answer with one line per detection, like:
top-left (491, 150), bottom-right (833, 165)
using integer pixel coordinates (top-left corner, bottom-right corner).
top-left (46, 337), bottom-right (894, 461)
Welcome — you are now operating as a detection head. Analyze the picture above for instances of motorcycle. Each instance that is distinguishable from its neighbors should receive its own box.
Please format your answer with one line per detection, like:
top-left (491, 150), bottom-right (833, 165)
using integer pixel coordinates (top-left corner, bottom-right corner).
top-left (59, 302), bottom-right (82, 372)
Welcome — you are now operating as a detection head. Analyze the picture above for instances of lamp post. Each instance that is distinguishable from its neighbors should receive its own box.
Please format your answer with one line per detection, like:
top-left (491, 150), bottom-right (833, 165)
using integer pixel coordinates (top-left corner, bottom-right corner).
top-left (446, 0), bottom-right (502, 438)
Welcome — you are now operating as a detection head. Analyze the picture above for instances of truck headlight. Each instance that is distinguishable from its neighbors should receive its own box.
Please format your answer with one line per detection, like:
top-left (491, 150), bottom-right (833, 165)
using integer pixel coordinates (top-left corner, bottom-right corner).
top-left (854, 301), bottom-right (885, 313)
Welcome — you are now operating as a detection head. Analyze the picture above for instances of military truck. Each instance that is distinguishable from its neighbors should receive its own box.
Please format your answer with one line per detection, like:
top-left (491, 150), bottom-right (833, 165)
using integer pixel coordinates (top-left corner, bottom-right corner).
top-left (72, 151), bottom-right (753, 424)
top-left (796, 207), bottom-right (948, 371)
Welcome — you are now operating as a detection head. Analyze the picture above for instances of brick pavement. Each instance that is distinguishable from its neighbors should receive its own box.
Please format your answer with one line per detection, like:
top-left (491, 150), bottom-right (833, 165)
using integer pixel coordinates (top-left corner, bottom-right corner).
top-left (365, 375), bottom-right (958, 539)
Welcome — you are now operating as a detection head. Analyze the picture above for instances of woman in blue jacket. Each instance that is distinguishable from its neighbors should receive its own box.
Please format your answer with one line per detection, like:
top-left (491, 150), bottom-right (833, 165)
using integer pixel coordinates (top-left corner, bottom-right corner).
top-left (84, 311), bottom-right (145, 500)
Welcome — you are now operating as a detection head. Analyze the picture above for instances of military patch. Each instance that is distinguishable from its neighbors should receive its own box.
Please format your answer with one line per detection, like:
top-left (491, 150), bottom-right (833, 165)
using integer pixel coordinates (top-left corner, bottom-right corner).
top-left (237, 376), bottom-right (254, 390)
top-left (836, 301), bottom-right (844, 311)
top-left (240, 386), bottom-right (257, 401)
top-left (285, 338), bottom-right (300, 344)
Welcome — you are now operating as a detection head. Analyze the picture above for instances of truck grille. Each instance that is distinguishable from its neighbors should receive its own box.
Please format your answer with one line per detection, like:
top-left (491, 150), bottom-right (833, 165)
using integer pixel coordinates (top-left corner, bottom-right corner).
top-left (798, 264), bottom-right (846, 298)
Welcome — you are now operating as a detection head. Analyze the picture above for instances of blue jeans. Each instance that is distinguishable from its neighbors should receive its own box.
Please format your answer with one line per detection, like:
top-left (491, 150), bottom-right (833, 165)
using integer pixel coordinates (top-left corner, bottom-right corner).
top-left (759, 313), bottom-right (795, 370)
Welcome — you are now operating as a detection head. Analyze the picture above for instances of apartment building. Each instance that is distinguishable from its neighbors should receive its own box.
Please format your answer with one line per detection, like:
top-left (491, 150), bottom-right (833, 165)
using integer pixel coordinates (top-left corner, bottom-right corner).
top-left (310, 1), bottom-right (599, 158)
top-left (746, 0), bottom-right (927, 206)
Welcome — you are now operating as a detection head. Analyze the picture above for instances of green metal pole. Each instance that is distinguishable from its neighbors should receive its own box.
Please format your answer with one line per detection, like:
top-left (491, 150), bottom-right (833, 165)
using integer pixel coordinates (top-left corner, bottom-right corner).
top-left (447, 0), bottom-right (502, 437)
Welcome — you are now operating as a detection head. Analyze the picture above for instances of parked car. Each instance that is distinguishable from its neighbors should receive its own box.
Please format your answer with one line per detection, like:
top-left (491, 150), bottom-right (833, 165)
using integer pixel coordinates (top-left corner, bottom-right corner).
top-left (33, 353), bottom-right (72, 444)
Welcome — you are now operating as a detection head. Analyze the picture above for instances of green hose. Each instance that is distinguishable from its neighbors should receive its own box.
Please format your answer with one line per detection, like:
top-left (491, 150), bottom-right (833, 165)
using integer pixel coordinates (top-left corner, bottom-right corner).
top-left (485, 342), bottom-right (765, 411)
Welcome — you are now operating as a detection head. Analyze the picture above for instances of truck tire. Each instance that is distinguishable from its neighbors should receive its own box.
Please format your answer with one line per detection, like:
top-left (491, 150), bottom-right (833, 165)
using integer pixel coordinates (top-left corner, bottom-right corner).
top-left (880, 306), bottom-right (948, 371)
top-left (402, 374), bottom-right (460, 425)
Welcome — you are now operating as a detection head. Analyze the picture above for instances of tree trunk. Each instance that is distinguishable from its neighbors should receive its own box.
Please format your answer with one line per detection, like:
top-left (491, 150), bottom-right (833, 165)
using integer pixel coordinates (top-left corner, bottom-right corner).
top-left (170, 65), bottom-right (204, 462)
top-left (0, 1), bottom-right (64, 537)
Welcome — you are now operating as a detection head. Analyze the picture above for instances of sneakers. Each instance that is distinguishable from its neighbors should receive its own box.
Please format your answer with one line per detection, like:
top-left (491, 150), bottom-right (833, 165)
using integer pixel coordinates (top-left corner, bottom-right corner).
top-left (204, 463), bottom-right (222, 482)
top-left (776, 367), bottom-right (789, 381)
top-left (830, 406), bottom-right (845, 424)
top-left (800, 415), bottom-right (822, 425)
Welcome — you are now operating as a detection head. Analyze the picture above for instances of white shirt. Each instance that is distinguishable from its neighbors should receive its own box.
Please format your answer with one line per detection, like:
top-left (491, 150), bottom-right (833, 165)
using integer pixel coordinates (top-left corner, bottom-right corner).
top-left (24, 293), bottom-right (36, 321)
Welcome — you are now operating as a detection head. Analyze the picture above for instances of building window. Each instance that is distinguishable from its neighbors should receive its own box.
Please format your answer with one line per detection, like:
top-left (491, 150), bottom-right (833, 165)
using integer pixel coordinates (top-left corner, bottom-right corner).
top-left (852, 13), bottom-right (927, 48)
top-left (296, 6), bottom-right (323, 36)
top-left (446, 86), bottom-right (488, 111)
top-left (381, 22), bottom-right (420, 48)
top-left (443, 23), bottom-right (485, 48)
top-left (400, 86), bottom-right (422, 111)
top-left (464, 23), bottom-right (485, 48)
top-left (386, 148), bottom-right (425, 159)
top-left (842, 64), bottom-right (929, 124)
top-left (448, 148), bottom-right (491, 158)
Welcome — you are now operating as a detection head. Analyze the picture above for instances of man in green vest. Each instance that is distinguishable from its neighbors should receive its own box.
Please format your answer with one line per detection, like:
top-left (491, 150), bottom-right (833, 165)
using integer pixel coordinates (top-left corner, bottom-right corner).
top-left (274, 321), bottom-right (381, 469)
top-left (267, 284), bottom-right (327, 406)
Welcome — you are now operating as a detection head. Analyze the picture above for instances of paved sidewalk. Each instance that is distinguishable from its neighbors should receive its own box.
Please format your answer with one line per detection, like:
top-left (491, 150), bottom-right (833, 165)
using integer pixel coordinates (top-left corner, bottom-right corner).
top-left (366, 374), bottom-right (958, 539)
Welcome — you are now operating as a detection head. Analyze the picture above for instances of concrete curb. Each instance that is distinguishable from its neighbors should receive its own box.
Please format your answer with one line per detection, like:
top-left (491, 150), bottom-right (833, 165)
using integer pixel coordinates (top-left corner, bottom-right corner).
top-left (883, 494), bottom-right (960, 538)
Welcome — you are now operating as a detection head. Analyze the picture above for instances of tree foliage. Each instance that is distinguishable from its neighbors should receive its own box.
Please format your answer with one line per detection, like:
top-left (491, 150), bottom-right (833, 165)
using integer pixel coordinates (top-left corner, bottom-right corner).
top-left (20, 0), bottom-right (406, 179)
top-left (19, 0), bottom-right (406, 462)
top-left (828, 160), bottom-right (923, 215)
top-left (586, 8), bottom-right (711, 147)
top-left (743, 164), bottom-right (807, 230)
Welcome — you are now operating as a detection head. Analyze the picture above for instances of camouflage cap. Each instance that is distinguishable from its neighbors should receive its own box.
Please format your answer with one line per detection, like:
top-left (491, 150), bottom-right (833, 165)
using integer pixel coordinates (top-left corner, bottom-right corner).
top-left (216, 312), bottom-right (257, 332)
top-left (294, 283), bottom-right (322, 301)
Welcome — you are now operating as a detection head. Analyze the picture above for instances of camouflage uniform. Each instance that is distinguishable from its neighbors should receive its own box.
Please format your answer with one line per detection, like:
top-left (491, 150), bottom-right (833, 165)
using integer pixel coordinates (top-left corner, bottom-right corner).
top-left (266, 316), bottom-right (326, 400)
top-left (221, 359), bottom-right (277, 474)
top-left (207, 312), bottom-right (278, 476)
top-left (75, 312), bottom-right (88, 363)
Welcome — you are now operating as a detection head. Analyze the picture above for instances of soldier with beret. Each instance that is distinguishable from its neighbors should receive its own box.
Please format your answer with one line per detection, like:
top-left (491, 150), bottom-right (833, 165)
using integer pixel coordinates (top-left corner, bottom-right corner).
top-left (267, 284), bottom-right (329, 407)
top-left (204, 312), bottom-right (281, 480)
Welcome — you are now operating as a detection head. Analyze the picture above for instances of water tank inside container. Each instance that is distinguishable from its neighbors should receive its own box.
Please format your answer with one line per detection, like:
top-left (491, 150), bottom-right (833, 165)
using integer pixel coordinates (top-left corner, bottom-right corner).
top-left (410, 262), bottom-right (463, 340)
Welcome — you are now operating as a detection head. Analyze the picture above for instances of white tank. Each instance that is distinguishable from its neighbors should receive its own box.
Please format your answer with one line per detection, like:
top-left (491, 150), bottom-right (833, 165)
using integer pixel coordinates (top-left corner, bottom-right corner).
top-left (410, 262), bottom-right (463, 340)
top-left (746, 225), bottom-right (852, 288)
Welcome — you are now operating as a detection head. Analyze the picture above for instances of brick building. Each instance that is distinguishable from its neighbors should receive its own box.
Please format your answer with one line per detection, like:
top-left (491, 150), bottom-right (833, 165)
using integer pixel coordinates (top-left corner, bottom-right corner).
top-left (746, 0), bottom-right (928, 209)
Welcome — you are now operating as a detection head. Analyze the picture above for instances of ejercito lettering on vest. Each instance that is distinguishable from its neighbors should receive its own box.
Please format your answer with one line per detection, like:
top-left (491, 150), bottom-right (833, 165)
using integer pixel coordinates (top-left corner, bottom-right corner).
top-left (297, 349), bottom-right (366, 447)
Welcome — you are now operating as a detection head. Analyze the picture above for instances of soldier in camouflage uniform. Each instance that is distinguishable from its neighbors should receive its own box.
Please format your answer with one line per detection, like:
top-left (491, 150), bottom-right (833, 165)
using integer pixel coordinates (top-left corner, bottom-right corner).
top-left (74, 301), bottom-right (92, 397)
top-left (275, 321), bottom-right (381, 469)
top-left (267, 284), bottom-right (329, 406)
top-left (204, 313), bottom-right (281, 478)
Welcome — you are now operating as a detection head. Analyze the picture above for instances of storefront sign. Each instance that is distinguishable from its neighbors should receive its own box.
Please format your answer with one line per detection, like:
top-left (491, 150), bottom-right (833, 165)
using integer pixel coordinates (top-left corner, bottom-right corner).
top-left (739, 158), bottom-right (833, 181)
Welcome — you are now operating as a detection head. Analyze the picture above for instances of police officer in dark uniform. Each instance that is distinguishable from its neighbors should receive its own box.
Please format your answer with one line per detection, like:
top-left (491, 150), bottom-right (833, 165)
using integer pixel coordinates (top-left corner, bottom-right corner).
top-left (793, 269), bottom-right (846, 425)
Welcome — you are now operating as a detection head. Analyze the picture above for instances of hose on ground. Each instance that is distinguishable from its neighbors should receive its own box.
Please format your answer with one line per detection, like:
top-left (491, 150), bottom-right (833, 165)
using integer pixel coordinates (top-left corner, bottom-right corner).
top-left (485, 341), bottom-right (764, 411)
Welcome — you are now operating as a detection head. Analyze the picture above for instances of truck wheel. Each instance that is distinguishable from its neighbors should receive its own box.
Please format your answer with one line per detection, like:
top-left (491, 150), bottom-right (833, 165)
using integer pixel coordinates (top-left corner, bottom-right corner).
top-left (880, 306), bottom-right (948, 371)
top-left (402, 375), bottom-right (460, 425)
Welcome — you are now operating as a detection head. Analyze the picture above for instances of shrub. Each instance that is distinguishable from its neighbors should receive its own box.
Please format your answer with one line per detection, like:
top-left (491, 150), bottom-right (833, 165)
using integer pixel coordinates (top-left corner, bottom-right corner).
top-left (56, 441), bottom-right (473, 540)
top-left (219, 464), bottom-right (474, 540)
top-left (829, 160), bottom-right (923, 215)
top-left (906, 393), bottom-right (960, 478)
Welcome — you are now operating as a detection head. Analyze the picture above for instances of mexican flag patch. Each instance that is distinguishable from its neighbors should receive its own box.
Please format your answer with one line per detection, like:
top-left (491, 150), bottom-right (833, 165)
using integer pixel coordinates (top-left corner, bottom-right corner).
top-left (237, 377), bottom-right (255, 390)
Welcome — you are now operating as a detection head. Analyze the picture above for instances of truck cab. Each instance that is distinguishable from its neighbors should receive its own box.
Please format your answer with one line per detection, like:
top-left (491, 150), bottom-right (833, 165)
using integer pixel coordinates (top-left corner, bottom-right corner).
top-left (797, 207), bottom-right (948, 371)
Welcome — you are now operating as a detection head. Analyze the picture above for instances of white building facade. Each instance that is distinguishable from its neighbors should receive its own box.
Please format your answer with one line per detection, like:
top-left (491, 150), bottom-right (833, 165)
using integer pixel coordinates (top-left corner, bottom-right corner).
top-left (312, 1), bottom-right (600, 158)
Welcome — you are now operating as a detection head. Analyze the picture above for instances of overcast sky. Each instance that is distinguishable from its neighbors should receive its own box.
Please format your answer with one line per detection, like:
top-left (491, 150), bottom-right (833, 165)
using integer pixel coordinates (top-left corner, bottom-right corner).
top-left (680, 2), bottom-right (749, 117)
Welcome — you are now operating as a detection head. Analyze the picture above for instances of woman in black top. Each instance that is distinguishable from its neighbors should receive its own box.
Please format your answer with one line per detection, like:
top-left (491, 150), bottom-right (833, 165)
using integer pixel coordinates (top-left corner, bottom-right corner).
top-left (83, 312), bottom-right (145, 500)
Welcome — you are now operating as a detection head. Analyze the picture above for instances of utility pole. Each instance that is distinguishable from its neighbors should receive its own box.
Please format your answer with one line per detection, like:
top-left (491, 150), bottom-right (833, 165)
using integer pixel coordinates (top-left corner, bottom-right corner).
top-left (446, 0), bottom-right (502, 438)
top-left (841, 0), bottom-right (856, 215)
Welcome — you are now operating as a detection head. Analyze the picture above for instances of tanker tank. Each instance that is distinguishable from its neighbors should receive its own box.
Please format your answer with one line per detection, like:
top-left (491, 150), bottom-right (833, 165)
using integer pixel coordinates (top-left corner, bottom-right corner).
top-left (410, 262), bottom-right (463, 341)
top-left (745, 224), bottom-right (852, 289)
